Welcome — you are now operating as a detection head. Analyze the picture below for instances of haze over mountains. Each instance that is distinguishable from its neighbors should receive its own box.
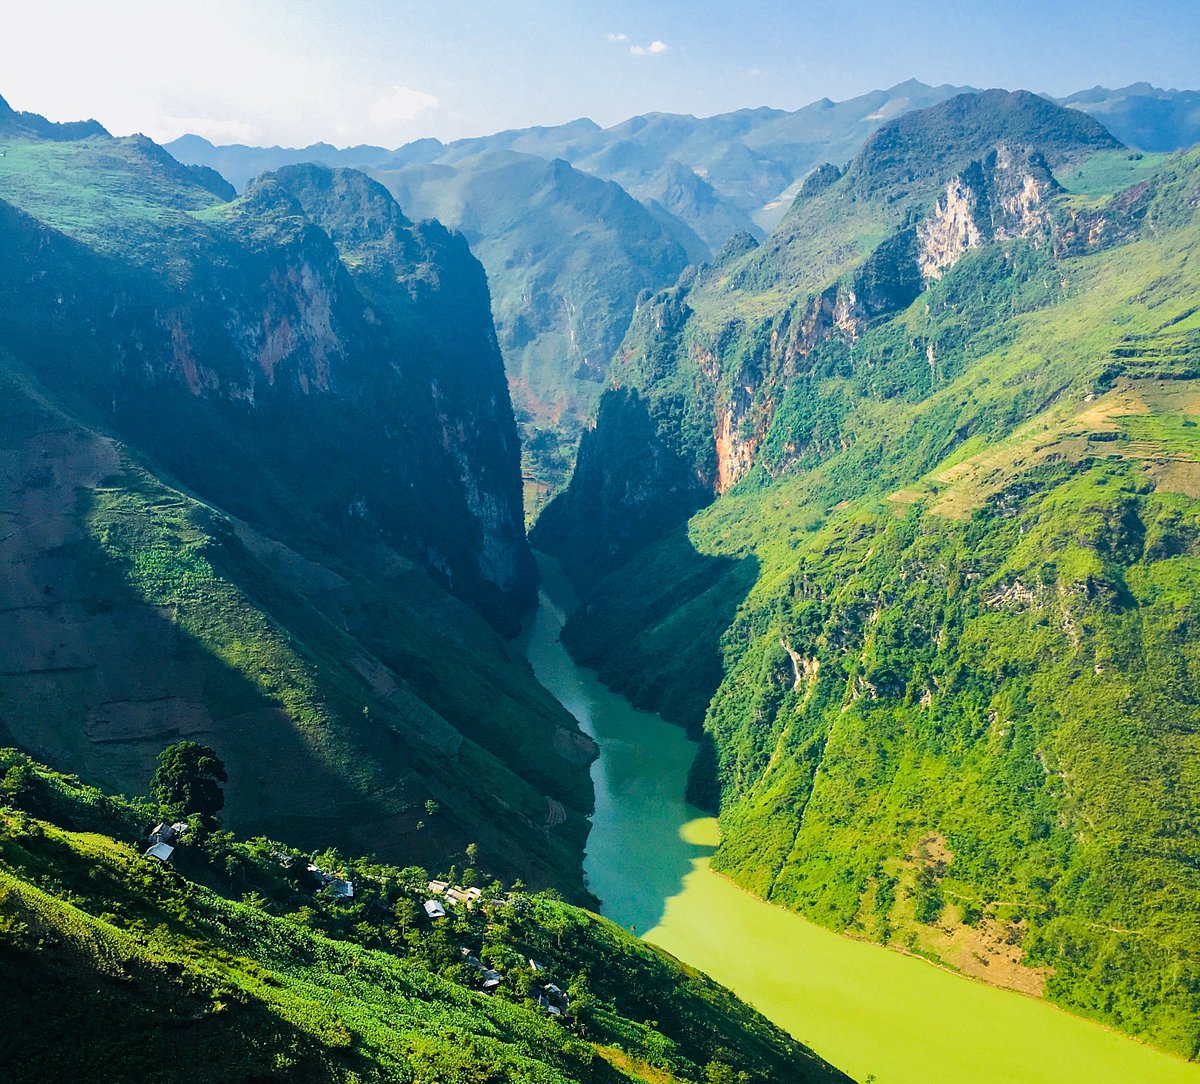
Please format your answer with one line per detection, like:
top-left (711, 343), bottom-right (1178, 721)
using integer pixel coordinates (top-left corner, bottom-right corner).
top-left (169, 80), bottom-right (1200, 503)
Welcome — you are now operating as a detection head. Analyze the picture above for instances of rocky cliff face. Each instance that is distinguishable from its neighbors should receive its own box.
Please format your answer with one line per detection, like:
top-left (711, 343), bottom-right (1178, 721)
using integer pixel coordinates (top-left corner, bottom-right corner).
top-left (0, 142), bottom-right (533, 630)
top-left (917, 145), bottom-right (1057, 281)
top-left (0, 111), bottom-right (590, 891)
top-left (538, 94), bottom-right (1116, 573)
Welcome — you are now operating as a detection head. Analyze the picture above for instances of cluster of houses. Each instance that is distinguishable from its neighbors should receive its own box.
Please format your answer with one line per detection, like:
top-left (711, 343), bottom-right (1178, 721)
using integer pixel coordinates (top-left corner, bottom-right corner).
top-left (144, 820), bottom-right (189, 862)
top-left (455, 947), bottom-right (571, 1016)
top-left (422, 878), bottom-right (482, 918)
top-left (144, 823), bottom-right (355, 902)
top-left (452, 944), bottom-right (570, 1018)
top-left (140, 829), bottom-right (571, 1021)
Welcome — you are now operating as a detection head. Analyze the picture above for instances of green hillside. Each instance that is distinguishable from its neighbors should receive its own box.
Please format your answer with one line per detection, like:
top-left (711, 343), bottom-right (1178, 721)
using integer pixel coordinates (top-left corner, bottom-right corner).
top-left (535, 94), bottom-right (1200, 1057)
top-left (0, 751), bottom-right (847, 1084)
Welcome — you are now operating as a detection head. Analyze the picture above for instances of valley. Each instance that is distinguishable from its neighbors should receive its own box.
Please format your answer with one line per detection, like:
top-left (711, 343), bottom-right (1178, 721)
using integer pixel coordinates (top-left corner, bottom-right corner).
top-left (1, 41), bottom-right (1199, 1082)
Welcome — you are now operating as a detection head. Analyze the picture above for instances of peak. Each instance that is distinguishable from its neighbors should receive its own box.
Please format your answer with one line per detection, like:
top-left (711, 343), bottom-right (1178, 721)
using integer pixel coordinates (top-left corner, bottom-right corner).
top-left (0, 93), bottom-right (108, 140)
top-left (165, 133), bottom-right (217, 152)
top-left (845, 88), bottom-right (1121, 197)
top-left (266, 163), bottom-right (417, 243)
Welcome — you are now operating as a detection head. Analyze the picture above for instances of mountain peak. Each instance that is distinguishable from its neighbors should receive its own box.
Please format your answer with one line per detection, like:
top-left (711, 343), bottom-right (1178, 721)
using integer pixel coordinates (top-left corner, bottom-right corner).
top-left (0, 93), bottom-right (109, 141)
top-left (845, 88), bottom-right (1121, 197)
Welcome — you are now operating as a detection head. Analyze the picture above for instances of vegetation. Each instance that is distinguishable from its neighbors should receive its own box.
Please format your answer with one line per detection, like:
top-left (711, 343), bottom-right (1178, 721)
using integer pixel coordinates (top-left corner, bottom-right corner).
top-left (0, 103), bottom-right (594, 894)
top-left (0, 750), bottom-right (846, 1084)
top-left (537, 94), bottom-right (1200, 1058)
top-left (150, 742), bottom-right (228, 822)
top-left (373, 152), bottom-right (694, 509)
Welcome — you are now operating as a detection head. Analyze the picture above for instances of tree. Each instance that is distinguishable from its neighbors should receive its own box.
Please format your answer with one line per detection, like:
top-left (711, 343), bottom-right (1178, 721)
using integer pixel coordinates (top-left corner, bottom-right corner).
top-left (150, 741), bottom-right (227, 822)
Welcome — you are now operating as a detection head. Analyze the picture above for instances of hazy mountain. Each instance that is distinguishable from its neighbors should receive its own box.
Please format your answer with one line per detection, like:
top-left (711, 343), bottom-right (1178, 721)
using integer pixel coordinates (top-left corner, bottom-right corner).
top-left (1057, 82), bottom-right (1200, 152)
top-left (371, 150), bottom-right (693, 505)
top-left (534, 91), bottom-right (1200, 1056)
top-left (166, 80), bottom-right (1200, 512)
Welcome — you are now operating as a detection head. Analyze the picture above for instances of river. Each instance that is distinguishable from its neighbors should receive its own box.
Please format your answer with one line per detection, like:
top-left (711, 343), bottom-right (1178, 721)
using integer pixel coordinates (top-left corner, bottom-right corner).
top-left (522, 558), bottom-right (1197, 1084)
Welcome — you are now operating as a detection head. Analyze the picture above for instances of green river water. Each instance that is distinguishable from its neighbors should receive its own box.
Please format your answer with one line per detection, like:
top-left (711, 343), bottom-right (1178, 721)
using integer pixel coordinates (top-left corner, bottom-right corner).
top-left (522, 559), bottom-right (1199, 1084)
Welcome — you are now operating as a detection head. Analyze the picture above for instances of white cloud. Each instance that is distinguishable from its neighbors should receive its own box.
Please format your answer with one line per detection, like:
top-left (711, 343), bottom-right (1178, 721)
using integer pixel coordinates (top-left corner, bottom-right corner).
top-left (605, 32), bottom-right (627, 42)
top-left (0, 1), bottom-right (447, 148)
top-left (369, 84), bottom-right (440, 128)
top-left (630, 40), bottom-right (669, 57)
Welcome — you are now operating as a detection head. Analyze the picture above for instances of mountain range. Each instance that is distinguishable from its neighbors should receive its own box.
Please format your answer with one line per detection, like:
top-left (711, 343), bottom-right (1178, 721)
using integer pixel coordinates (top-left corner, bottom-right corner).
top-left (167, 81), bottom-right (1200, 505)
top-left (3, 71), bottom-right (1200, 1077)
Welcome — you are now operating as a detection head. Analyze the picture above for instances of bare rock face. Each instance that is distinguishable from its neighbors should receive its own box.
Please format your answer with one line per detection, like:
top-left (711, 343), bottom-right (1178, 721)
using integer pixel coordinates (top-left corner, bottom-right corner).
top-left (918, 144), bottom-right (1058, 282)
top-left (918, 174), bottom-right (988, 281)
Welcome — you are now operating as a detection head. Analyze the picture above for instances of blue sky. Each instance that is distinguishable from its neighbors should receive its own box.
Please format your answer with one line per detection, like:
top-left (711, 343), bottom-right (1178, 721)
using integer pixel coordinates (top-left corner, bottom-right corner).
top-left (3, 1), bottom-right (1198, 147)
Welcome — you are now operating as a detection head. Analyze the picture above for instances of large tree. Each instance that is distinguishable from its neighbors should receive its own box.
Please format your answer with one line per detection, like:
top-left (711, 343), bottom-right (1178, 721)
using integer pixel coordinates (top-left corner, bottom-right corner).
top-left (150, 741), bottom-right (227, 822)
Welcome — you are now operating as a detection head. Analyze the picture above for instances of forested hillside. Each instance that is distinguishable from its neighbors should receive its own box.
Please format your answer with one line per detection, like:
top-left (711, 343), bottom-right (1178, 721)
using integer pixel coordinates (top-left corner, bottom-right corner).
top-left (0, 751), bottom-right (847, 1084)
top-left (535, 92), bottom-right (1200, 1057)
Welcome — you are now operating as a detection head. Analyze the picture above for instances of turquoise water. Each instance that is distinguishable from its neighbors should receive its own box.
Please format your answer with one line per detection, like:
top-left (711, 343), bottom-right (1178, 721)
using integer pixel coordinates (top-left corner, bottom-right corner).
top-left (522, 559), bottom-right (1198, 1084)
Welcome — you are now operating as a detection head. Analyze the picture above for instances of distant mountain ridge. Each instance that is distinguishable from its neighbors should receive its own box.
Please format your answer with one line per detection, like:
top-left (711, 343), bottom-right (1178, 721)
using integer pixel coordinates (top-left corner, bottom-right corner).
top-left (165, 80), bottom-right (1200, 508)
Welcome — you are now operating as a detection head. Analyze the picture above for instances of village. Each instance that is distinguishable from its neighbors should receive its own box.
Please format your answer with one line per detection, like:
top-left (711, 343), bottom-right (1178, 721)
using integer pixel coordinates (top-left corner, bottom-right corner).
top-left (144, 822), bottom-right (573, 1021)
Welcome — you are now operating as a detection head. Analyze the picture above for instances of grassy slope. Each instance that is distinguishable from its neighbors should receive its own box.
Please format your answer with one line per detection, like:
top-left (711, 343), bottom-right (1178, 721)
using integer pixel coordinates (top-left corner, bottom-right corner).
top-left (0, 752), bottom-right (848, 1084)
top-left (0, 354), bottom-right (595, 895)
top-left (545, 131), bottom-right (1200, 1056)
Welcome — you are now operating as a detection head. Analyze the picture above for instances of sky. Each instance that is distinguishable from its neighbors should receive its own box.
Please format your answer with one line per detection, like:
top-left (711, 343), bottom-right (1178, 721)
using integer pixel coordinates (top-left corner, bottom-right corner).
top-left (2, 1), bottom-right (1198, 149)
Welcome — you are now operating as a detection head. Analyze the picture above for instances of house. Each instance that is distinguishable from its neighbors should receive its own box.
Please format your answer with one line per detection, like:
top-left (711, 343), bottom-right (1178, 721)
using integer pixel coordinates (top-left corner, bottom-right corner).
top-left (463, 886), bottom-right (483, 902)
top-left (149, 822), bottom-right (174, 844)
top-left (528, 958), bottom-right (543, 972)
top-left (149, 821), bottom-right (190, 845)
top-left (481, 969), bottom-right (502, 990)
top-left (427, 879), bottom-right (449, 895)
top-left (544, 983), bottom-right (563, 997)
top-left (329, 879), bottom-right (354, 899)
top-left (546, 1004), bottom-right (562, 1017)
top-left (145, 841), bottom-right (174, 862)
top-left (423, 899), bottom-right (447, 919)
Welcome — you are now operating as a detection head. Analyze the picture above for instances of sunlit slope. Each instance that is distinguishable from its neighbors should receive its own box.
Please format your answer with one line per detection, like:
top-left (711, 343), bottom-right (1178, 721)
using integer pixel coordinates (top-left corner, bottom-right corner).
top-left (536, 96), bottom-right (1200, 1056)
top-left (0, 753), bottom-right (848, 1084)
